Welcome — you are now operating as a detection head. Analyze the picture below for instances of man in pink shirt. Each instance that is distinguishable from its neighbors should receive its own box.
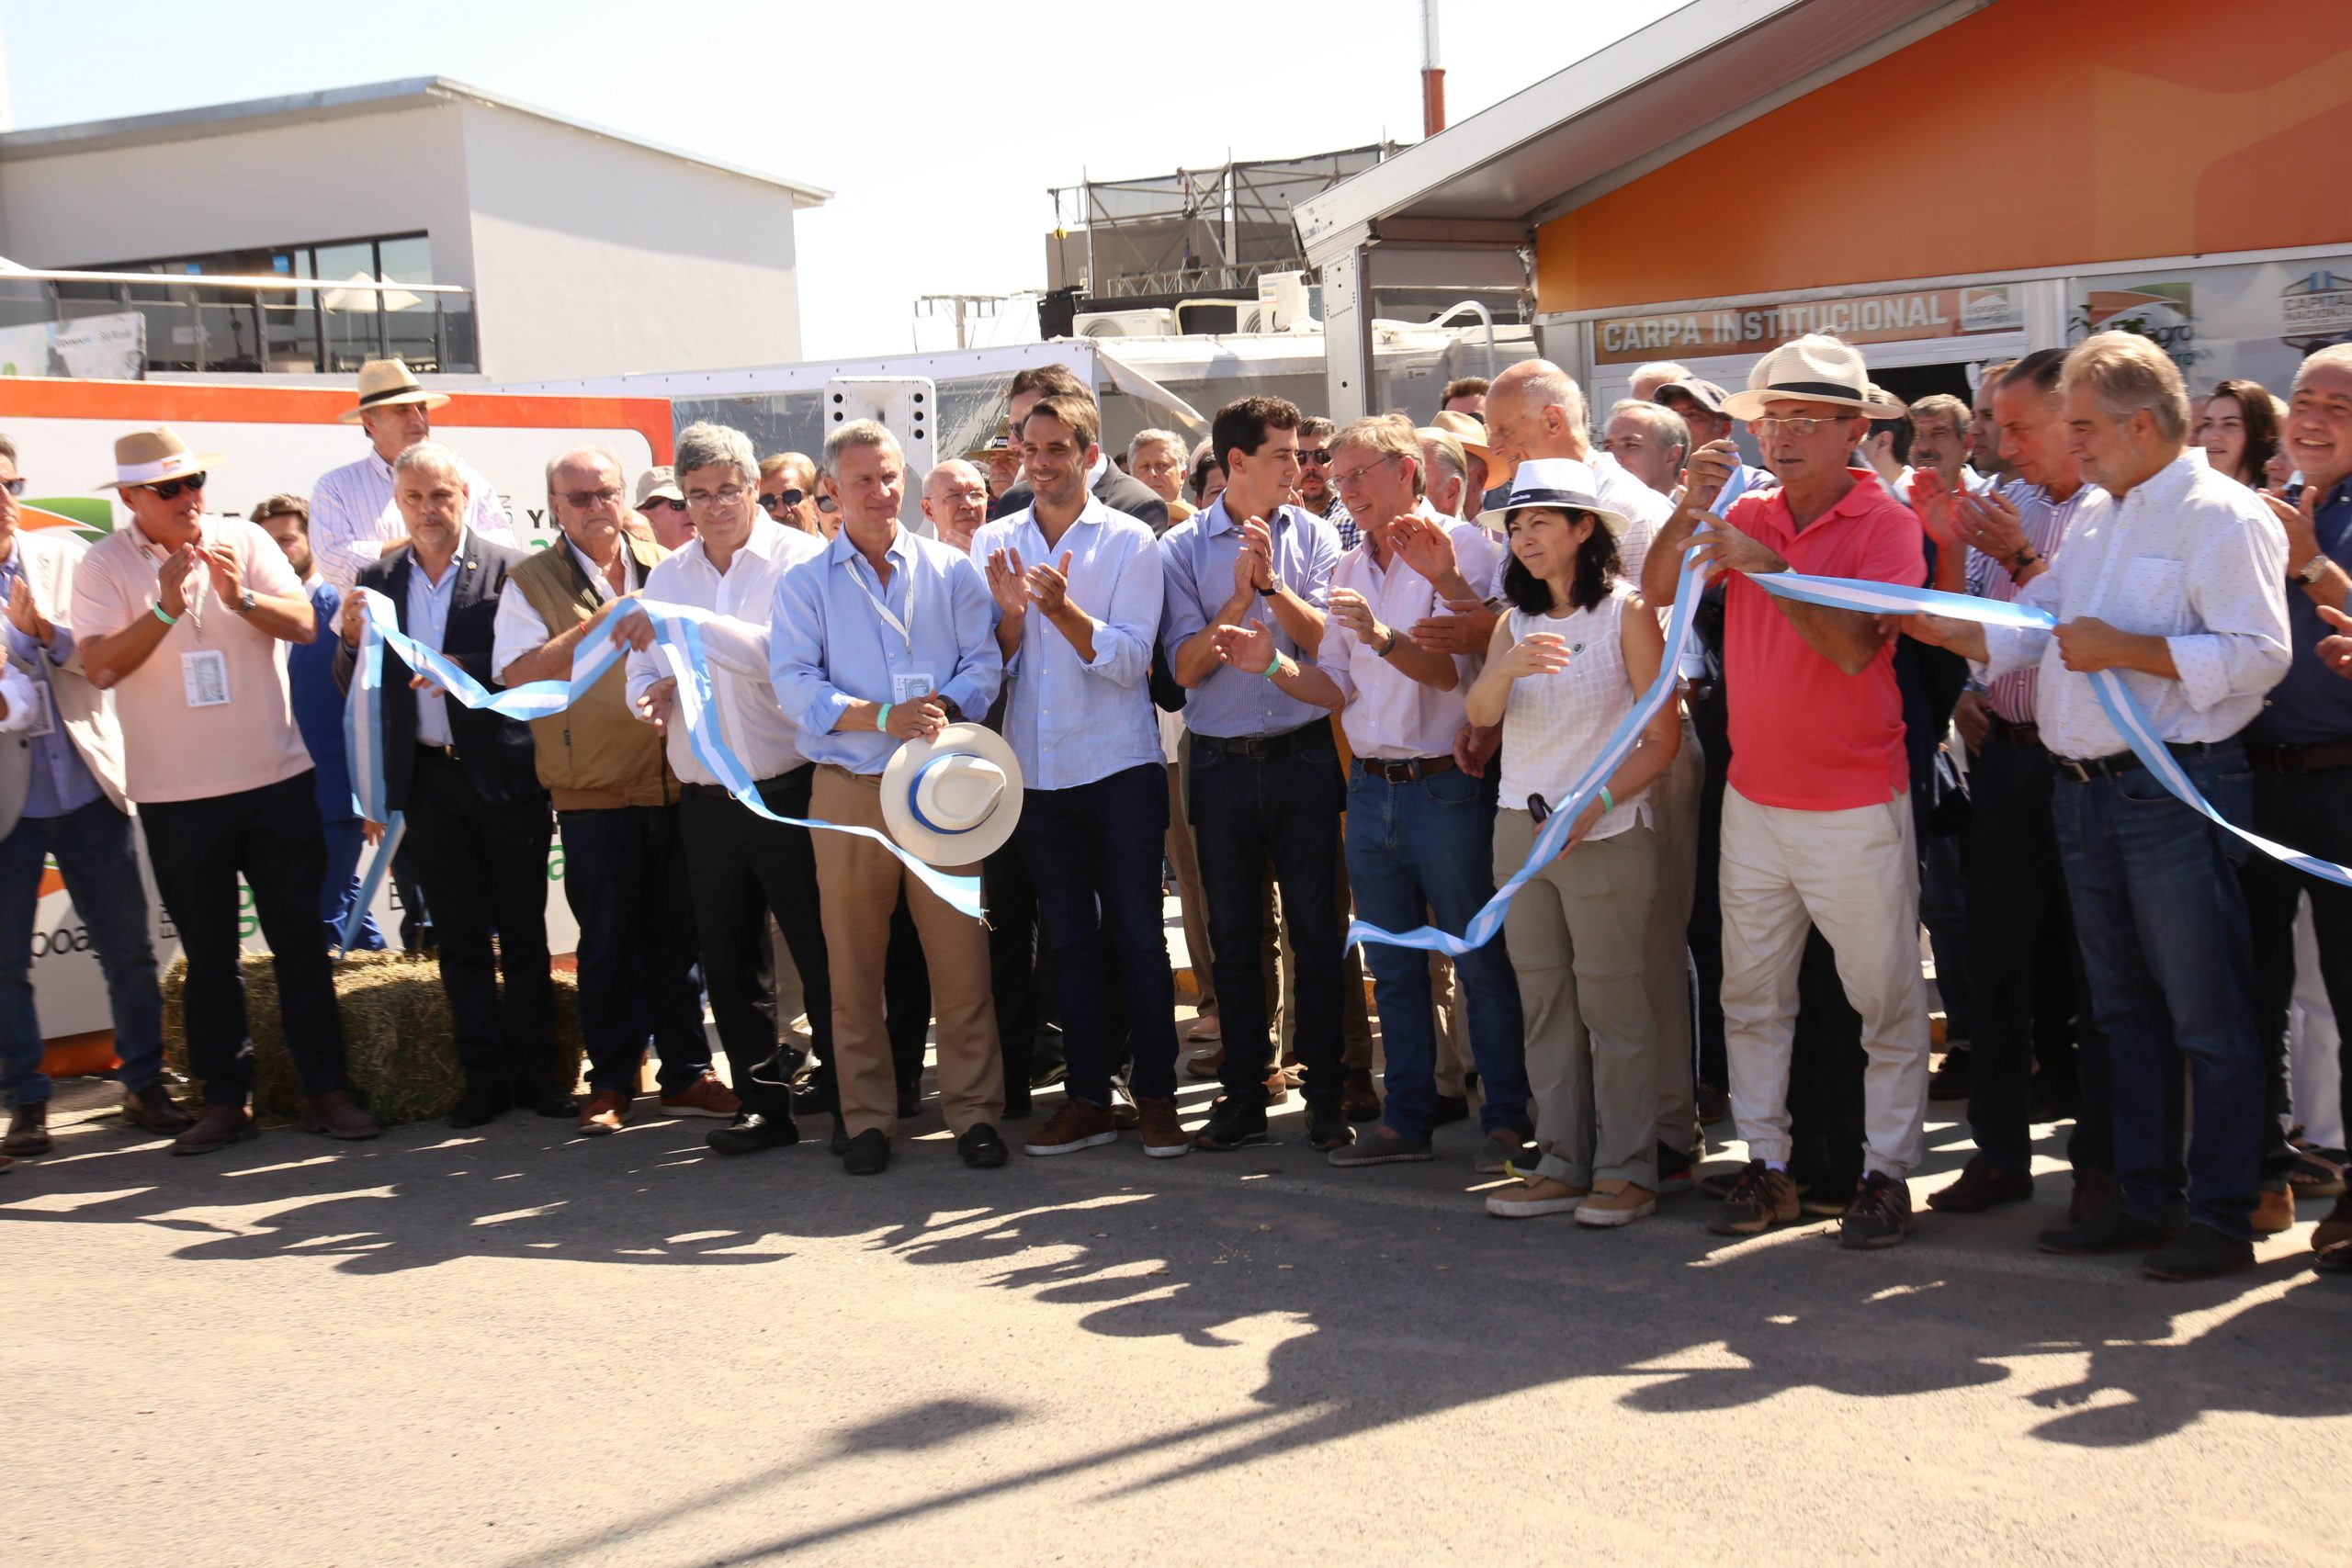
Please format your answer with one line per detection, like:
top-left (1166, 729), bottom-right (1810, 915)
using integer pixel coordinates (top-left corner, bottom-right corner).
top-left (1645, 335), bottom-right (1930, 1248)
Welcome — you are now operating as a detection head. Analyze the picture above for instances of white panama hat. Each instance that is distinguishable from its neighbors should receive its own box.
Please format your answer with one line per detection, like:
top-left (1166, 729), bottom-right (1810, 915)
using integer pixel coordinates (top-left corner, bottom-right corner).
top-left (1721, 334), bottom-right (1910, 422)
top-left (880, 722), bottom-right (1025, 867)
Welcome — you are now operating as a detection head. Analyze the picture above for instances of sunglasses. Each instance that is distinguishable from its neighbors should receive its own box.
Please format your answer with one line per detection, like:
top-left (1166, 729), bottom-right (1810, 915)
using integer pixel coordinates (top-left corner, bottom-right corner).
top-left (141, 473), bottom-right (208, 500)
top-left (1, 479), bottom-right (23, 498)
top-left (759, 488), bottom-right (807, 510)
top-left (641, 497), bottom-right (688, 513)
top-left (1296, 449), bottom-right (1334, 466)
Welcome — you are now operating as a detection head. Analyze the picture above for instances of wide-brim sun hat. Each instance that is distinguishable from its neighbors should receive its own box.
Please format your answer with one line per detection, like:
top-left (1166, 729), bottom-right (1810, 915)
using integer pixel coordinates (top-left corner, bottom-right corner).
top-left (880, 722), bottom-right (1025, 866)
top-left (1720, 334), bottom-right (1910, 422)
top-left (339, 356), bottom-right (451, 424)
top-left (98, 426), bottom-right (221, 491)
top-left (1481, 457), bottom-right (1631, 537)
top-left (635, 466), bottom-right (684, 507)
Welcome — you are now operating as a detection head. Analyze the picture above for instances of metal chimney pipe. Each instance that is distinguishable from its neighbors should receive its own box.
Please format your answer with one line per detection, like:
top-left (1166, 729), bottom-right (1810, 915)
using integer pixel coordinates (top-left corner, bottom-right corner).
top-left (1420, 0), bottom-right (1445, 136)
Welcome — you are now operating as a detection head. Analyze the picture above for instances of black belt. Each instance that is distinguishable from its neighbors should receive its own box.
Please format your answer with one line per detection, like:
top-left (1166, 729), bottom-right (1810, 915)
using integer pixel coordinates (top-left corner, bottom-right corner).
top-left (1352, 755), bottom-right (1455, 784)
top-left (1988, 715), bottom-right (2042, 750)
top-left (682, 764), bottom-right (810, 801)
top-left (2052, 740), bottom-right (2232, 784)
top-left (2246, 739), bottom-right (2352, 775)
top-left (1191, 721), bottom-right (1329, 761)
top-left (416, 741), bottom-right (459, 762)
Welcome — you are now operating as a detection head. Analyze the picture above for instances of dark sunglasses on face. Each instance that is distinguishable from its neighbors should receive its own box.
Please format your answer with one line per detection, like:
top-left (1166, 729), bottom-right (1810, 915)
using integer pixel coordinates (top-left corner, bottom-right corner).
top-left (641, 497), bottom-right (687, 513)
top-left (760, 488), bottom-right (806, 510)
top-left (143, 473), bottom-right (208, 500)
top-left (1, 479), bottom-right (24, 497)
top-left (1296, 449), bottom-right (1333, 466)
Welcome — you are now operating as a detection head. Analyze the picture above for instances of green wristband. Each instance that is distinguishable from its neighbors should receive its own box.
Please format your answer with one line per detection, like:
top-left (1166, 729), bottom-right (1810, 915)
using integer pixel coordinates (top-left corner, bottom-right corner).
top-left (1600, 786), bottom-right (1615, 815)
top-left (1260, 647), bottom-right (1288, 679)
top-left (876, 702), bottom-right (892, 733)
top-left (152, 603), bottom-right (178, 627)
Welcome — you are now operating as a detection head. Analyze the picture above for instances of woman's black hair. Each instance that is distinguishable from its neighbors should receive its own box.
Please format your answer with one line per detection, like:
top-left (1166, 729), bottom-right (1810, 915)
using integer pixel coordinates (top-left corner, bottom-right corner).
top-left (1500, 506), bottom-right (1621, 615)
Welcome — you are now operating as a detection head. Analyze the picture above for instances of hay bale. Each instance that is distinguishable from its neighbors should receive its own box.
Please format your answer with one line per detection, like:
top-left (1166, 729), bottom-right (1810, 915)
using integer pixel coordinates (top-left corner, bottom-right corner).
top-left (162, 950), bottom-right (585, 1126)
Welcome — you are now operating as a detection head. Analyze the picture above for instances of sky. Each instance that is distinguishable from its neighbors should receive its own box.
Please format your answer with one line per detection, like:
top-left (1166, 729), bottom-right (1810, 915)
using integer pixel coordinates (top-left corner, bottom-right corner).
top-left (0, 0), bottom-right (1684, 362)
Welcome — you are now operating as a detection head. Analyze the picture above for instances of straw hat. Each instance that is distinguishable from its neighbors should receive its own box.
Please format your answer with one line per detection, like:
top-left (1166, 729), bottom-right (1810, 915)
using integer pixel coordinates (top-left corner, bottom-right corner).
top-left (1720, 335), bottom-right (1909, 421)
top-left (880, 723), bottom-right (1025, 866)
top-left (1480, 457), bottom-right (1632, 537)
top-left (98, 426), bottom-right (221, 491)
top-left (339, 357), bottom-right (450, 424)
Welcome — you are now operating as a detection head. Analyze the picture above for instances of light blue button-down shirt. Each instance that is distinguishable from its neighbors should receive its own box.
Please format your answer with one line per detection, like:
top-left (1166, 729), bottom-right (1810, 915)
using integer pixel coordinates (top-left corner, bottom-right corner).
top-left (970, 496), bottom-right (1164, 792)
top-left (0, 551), bottom-right (102, 822)
top-left (1157, 496), bottom-right (1339, 739)
top-left (405, 525), bottom-right (465, 747)
top-left (770, 522), bottom-right (1003, 775)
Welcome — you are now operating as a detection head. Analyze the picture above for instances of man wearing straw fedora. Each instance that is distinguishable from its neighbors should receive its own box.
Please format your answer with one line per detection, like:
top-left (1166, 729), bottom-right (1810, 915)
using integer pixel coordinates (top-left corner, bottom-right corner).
top-left (1646, 334), bottom-right (1931, 1248)
top-left (310, 358), bottom-right (513, 593)
top-left (73, 428), bottom-right (380, 1153)
top-left (772, 419), bottom-right (1011, 1176)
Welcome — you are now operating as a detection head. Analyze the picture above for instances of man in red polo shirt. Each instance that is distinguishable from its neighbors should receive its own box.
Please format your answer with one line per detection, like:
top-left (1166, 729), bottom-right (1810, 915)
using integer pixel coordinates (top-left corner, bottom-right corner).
top-left (1645, 333), bottom-right (1930, 1248)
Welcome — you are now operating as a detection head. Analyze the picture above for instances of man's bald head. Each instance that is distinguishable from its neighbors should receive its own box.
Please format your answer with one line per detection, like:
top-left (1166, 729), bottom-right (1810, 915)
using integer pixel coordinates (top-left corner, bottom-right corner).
top-left (922, 457), bottom-right (989, 550)
top-left (1487, 359), bottom-right (1592, 466)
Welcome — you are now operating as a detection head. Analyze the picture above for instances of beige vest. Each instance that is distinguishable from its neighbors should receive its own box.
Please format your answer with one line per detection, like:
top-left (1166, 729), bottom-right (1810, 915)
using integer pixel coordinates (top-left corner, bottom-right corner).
top-left (507, 536), bottom-right (675, 810)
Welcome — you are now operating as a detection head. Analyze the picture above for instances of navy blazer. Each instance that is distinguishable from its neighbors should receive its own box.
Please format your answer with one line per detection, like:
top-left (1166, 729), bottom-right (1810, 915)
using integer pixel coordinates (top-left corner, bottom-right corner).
top-left (334, 534), bottom-right (545, 810)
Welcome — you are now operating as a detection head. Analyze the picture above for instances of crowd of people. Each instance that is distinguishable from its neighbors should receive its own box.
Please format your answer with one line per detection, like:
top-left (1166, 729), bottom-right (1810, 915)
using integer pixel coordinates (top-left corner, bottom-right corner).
top-left (1, 333), bottom-right (2347, 1286)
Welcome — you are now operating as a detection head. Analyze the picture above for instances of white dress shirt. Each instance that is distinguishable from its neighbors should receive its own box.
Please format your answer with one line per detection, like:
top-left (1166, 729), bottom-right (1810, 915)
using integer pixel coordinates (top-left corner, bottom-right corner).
top-left (624, 518), bottom-right (823, 784)
top-left (405, 527), bottom-right (466, 746)
top-left (311, 447), bottom-right (513, 592)
top-left (1327, 503), bottom-right (1500, 760)
top-left (492, 537), bottom-right (647, 683)
top-left (1982, 452), bottom-right (2292, 761)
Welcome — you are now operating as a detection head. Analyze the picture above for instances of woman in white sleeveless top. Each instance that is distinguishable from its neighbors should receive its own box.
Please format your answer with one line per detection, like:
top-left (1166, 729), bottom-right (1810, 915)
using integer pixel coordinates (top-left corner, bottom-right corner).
top-left (1464, 459), bottom-right (1682, 1226)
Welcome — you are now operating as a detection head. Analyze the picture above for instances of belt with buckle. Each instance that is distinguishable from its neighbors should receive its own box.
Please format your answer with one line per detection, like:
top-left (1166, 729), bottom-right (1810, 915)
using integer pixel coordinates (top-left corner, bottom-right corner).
top-left (2052, 739), bottom-right (2230, 784)
top-left (1988, 715), bottom-right (2041, 750)
top-left (1356, 754), bottom-right (1454, 784)
top-left (1192, 721), bottom-right (1328, 761)
top-left (416, 741), bottom-right (460, 762)
top-left (2246, 738), bottom-right (2352, 775)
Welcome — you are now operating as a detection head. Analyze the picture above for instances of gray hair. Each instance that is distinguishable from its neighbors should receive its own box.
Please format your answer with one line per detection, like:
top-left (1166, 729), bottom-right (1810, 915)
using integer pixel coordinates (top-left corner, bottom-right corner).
top-left (395, 440), bottom-right (466, 481)
top-left (1607, 398), bottom-right (1689, 457)
top-left (821, 419), bottom-right (902, 479)
top-left (1419, 430), bottom-right (1468, 491)
top-left (2061, 332), bottom-right (2190, 445)
top-left (545, 444), bottom-right (622, 492)
top-left (673, 421), bottom-right (759, 487)
top-left (1127, 427), bottom-right (1184, 467)
top-left (2296, 344), bottom-right (2352, 390)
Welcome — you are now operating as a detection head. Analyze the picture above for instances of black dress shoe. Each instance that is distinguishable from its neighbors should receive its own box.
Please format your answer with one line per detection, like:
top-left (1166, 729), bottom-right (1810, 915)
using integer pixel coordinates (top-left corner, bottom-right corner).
top-left (958, 1123), bottom-right (1008, 1168)
top-left (792, 1079), bottom-right (839, 1118)
top-left (2143, 1222), bottom-right (2256, 1280)
top-left (2038, 1199), bottom-right (2180, 1255)
top-left (1193, 1098), bottom-right (1269, 1152)
top-left (830, 1113), bottom-right (849, 1156)
top-left (707, 1111), bottom-right (799, 1156)
top-left (842, 1128), bottom-right (890, 1175)
top-left (511, 1077), bottom-right (579, 1119)
top-left (448, 1082), bottom-right (512, 1129)
top-left (1306, 1101), bottom-right (1355, 1152)
top-left (896, 1080), bottom-right (922, 1119)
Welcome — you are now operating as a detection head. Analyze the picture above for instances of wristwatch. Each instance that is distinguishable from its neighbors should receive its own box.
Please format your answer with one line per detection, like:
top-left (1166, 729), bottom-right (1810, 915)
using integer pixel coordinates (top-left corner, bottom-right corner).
top-left (1256, 579), bottom-right (1279, 598)
top-left (2294, 552), bottom-right (2332, 586)
top-left (235, 588), bottom-right (258, 615)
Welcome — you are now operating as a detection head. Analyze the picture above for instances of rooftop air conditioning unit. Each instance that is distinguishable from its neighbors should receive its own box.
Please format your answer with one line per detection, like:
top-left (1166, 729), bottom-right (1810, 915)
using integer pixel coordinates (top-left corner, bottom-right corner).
top-left (1259, 270), bottom-right (1317, 331)
top-left (1076, 307), bottom-right (1178, 338)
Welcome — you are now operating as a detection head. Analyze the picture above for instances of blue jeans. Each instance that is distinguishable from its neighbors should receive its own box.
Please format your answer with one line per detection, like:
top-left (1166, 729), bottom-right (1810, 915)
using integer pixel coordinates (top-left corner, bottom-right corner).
top-left (1016, 762), bottom-right (1177, 1108)
top-left (318, 817), bottom-right (386, 952)
top-left (0, 797), bottom-right (164, 1106)
top-left (2052, 745), bottom-right (2263, 1238)
top-left (1346, 761), bottom-right (1528, 1139)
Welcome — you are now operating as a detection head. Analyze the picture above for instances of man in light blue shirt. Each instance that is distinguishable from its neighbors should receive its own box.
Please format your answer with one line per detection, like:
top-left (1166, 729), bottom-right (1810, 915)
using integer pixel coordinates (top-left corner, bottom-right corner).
top-left (970, 391), bottom-right (1184, 1160)
top-left (770, 420), bottom-right (1006, 1177)
top-left (1157, 394), bottom-right (1355, 1155)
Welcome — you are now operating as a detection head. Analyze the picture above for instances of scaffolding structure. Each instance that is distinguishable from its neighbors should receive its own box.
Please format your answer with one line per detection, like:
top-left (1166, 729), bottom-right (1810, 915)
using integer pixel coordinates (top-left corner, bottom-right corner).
top-left (1046, 144), bottom-right (1396, 299)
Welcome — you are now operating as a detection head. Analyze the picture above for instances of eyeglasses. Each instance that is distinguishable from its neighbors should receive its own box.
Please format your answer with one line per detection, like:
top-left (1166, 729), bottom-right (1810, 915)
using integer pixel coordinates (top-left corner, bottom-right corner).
top-left (141, 473), bottom-right (208, 500)
top-left (760, 488), bottom-right (806, 511)
top-left (0, 479), bottom-right (23, 497)
top-left (685, 485), bottom-right (751, 509)
top-left (1296, 449), bottom-right (1334, 466)
top-left (641, 497), bottom-right (688, 513)
top-left (559, 487), bottom-right (624, 509)
top-left (1752, 416), bottom-right (1853, 439)
top-left (1332, 453), bottom-right (1397, 487)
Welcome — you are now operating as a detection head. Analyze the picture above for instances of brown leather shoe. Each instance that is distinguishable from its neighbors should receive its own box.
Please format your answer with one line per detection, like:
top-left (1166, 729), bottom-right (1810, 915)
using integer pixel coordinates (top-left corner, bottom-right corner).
top-left (657, 1069), bottom-right (740, 1120)
top-left (1263, 1066), bottom-right (1290, 1105)
top-left (1340, 1066), bottom-right (1381, 1124)
top-left (2252, 1185), bottom-right (2297, 1235)
top-left (1927, 1154), bottom-right (2033, 1214)
top-left (298, 1090), bottom-right (381, 1140)
top-left (1136, 1094), bottom-right (1190, 1159)
top-left (576, 1089), bottom-right (631, 1136)
top-left (3, 1101), bottom-right (51, 1156)
top-left (2069, 1167), bottom-right (2120, 1224)
top-left (1184, 1047), bottom-right (1224, 1080)
top-left (172, 1104), bottom-right (257, 1156)
top-left (121, 1085), bottom-right (196, 1134)
top-left (2311, 1192), bottom-right (2352, 1252)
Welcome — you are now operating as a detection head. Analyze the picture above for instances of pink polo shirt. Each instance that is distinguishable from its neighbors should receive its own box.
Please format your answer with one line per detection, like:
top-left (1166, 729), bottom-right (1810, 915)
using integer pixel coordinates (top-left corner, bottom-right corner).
top-left (1722, 468), bottom-right (1922, 812)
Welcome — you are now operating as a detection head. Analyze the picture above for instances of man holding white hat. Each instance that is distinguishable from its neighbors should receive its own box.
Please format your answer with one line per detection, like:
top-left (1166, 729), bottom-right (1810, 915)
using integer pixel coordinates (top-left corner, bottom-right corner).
top-left (771, 419), bottom-right (1010, 1176)
top-left (74, 428), bottom-right (379, 1154)
top-left (971, 389), bottom-right (1187, 1160)
top-left (1646, 333), bottom-right (1931, 1248)
top-left (309, 358), bottom-right (513, 592)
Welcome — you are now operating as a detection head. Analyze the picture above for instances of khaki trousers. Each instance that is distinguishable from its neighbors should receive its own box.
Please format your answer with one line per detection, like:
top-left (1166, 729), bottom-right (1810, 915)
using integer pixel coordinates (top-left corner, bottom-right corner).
top-left (1645, 713), bottom-right (1705, 1156)
top-left (811, 766), bottom-right (1002, 1139)
top-left (1496, 810), bottom-right (1660, 1188)
top-left (1166, 761), bottom-right (1217, 1014)
top-left (1718, 785), bottom-right (1930, 1178)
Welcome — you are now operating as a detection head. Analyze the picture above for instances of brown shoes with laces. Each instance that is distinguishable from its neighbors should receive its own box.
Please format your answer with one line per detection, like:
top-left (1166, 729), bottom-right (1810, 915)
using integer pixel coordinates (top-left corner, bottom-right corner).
top-left (173, 1104), bottom-right (258, 1156)
top-left (576, 1089), bottom-right (632, 1136)
top-left (297, 1090), bottom-right (381, 1140)
top-left (1927, 1154), bottom-right (2033, 1213)
top-left (3, 1101), bottom-right (50, 1156)
top-left (122, 1085), bottom-right (195, 1134)
top-left (658, 1070), bottom-right (740, 1120)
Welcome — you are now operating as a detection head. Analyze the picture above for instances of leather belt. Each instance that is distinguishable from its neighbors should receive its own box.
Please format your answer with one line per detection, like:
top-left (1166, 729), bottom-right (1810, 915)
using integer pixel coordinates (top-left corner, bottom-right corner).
top-left (1988, 715), bottom-right (2042, 750)
top-left (1192, 721), bottom-right (1329, 761)
top-left (2053, 740), bottom-right (2231, 784)
top-left (1355, 755), bottom-right (1455, 784)
top-left (2246, 739), bottom-right (2352, 775)
top-left (416, 741), bottom-right (460, 762)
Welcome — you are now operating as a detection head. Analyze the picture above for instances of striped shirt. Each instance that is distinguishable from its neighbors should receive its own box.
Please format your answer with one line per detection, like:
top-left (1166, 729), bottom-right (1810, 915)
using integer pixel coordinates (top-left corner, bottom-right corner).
top-left (310, 447), bottom-right (514, 592)
top-left (1964, 478), bottom-right (2088, 725)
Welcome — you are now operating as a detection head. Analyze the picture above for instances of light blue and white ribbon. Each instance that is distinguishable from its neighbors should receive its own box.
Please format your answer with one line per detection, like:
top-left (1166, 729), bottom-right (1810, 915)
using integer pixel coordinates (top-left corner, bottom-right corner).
top-left (342, 590), bottom-right (985, 922)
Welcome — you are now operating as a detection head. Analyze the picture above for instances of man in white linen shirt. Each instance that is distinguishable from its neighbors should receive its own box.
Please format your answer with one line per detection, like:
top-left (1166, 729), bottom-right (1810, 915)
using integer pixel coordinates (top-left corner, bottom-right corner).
top-left (1212, 413), bottom-right (1532, 1170)
top-left (1908, 330), bottom-right (2290, 1281)
top-left (309, 358), bottom-right (513, 591)
top-left (622, 423), bottom-right (825, 1156)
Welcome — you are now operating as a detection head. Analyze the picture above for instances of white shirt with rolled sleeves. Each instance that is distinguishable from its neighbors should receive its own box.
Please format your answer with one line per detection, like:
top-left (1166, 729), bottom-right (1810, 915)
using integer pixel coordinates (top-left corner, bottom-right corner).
top-left (623, 517), bottom-right (824, 785)
top-left (311, 447), bottom-right (514, 592)
top-left (968, 496), bottom-right (1165, 792)
top-left (1324, 503), bottom-right (1499, 761)
top-left (1980, 452), bottom-right (2292, 761)
top-left (490, 537), bottom-right (648, 684)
